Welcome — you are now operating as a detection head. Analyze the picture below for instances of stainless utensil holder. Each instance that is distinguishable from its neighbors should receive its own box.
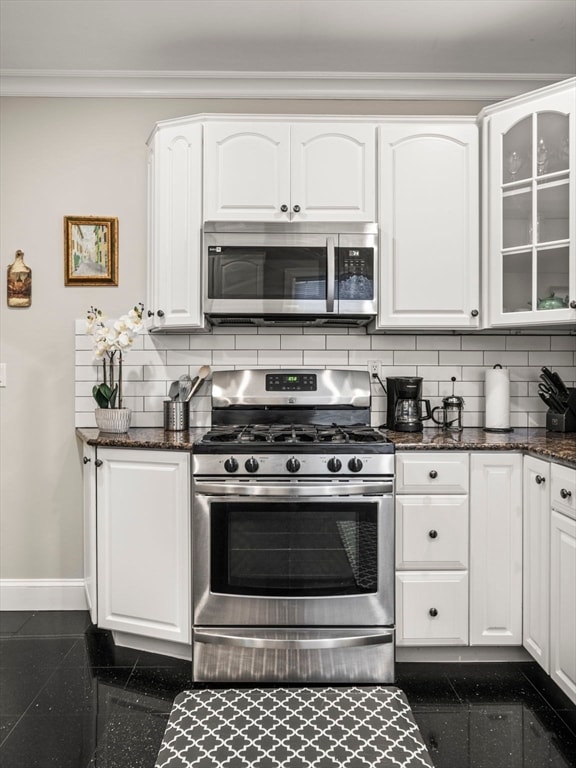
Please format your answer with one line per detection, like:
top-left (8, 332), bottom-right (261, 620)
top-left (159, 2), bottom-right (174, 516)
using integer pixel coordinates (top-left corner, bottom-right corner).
top-left (164, 400), bottom-right (189, 431)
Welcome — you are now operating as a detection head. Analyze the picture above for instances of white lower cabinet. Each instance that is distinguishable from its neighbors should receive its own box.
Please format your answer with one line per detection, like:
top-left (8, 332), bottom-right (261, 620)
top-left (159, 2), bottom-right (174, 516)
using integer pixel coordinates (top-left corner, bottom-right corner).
top-left (549, 463), bottom-right (576, 704)
top-left (81, 442), bottom-right (97, 625)
top-left (469, 453), bottom-right (523, 645)
top-left (397, 571), bottom-right (469, 645)
top-left (522, 456), bottom-right (551, 671)
top-left (396, 452), bottom-right (469, 646)
top-left (96, 448), bottom-right (191, 645)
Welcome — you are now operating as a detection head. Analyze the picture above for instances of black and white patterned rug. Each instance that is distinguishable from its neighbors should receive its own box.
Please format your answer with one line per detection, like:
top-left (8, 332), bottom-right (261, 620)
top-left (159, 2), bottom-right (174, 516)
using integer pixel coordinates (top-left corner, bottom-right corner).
top-left (155, 686), bottom-right (434, 768)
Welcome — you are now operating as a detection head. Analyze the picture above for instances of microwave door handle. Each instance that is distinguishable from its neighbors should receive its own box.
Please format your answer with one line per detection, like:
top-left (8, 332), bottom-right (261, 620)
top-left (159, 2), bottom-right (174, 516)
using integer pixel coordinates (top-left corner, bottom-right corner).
top-left (326, 237), bottom-right (335, 312)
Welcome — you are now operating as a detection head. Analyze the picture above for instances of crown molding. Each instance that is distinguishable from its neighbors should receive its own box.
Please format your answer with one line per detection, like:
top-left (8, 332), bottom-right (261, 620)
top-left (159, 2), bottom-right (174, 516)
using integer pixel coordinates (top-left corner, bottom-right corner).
top-left (0, 70), bottom-right (570, 101)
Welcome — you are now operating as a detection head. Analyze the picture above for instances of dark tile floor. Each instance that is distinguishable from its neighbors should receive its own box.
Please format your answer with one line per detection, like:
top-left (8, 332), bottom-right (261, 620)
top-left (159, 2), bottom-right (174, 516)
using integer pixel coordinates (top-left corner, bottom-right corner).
top-left (1, 611), bottom-right (575, 768)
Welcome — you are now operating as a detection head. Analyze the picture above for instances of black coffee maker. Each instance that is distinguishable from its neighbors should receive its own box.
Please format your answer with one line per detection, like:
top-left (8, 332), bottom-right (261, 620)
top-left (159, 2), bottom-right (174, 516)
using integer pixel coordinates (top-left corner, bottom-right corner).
top-left (386, 376), bottom-right (432, 432)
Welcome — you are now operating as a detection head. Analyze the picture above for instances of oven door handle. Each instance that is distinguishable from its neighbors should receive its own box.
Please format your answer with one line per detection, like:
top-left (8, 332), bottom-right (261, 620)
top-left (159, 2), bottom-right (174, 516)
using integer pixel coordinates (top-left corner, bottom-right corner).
top-left (194, 630), bottom-right (393, 650)
top-left (193, 481), bottom-right (393, 497)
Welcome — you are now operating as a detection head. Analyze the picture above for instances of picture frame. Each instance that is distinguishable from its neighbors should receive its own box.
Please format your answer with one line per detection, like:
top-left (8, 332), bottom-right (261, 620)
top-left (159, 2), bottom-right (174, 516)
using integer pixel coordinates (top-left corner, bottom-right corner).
top-left (64, 216), bottom-right (118, 286)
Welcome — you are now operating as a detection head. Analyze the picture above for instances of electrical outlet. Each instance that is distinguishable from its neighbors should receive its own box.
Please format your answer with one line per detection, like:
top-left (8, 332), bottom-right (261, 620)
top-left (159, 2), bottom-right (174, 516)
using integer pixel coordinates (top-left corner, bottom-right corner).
top-left (367, 360), bottom-right (380, 377)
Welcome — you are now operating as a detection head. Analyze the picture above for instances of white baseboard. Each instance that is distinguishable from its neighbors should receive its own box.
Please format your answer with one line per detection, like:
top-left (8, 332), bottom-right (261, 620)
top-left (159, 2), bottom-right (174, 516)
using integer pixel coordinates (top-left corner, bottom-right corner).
top-left (0, 579), bottom-right (88, 611)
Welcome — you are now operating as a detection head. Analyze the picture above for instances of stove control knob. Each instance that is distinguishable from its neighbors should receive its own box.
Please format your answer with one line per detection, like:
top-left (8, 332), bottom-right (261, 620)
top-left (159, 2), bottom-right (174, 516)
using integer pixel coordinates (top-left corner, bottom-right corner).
top-left (245, 457), bottom-right (259, 473)
top-left (223, 457), bottom-right (239, 473)
top-left (348, 457), bottom-right (363, 473)
top-left (286, 457), bottom-right (301, 473)
top-left (327, 457), bottom-right (342, 473)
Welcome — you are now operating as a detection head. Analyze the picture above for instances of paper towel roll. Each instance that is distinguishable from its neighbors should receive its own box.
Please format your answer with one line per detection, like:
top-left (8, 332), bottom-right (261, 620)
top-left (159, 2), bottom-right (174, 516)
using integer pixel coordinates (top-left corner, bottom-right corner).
top-left (485, 366), bottom-right (510, 430)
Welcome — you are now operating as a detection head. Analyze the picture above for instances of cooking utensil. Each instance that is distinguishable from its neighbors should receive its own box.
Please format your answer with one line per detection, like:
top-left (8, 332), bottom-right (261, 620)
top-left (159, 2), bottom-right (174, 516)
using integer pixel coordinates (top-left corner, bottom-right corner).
top-left (185, 365), bottom-right (211, 402)
top-left (168, 380), bottom-right (180, 401)
top-left (541, 367), bottom-right (569, 399)
top-left (178, 374), bottom-right (192, 402)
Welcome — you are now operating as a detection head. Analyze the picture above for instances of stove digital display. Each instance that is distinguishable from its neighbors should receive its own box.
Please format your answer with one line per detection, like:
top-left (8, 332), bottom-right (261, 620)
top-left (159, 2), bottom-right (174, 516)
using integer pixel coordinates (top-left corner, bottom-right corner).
top-left (266, 373), bottom-right (317, 391)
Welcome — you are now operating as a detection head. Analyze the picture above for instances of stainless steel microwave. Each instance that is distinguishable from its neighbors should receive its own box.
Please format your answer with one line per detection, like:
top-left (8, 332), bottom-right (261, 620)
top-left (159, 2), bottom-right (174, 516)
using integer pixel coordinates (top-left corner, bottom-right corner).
top-left (203, 221), bottom-right (378, 327)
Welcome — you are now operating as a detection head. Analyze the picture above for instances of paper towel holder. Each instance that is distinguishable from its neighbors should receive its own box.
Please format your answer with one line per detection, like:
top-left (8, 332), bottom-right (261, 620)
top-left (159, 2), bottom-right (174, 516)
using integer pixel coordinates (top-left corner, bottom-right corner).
top-left (483, 364), bottom-right (514, 433)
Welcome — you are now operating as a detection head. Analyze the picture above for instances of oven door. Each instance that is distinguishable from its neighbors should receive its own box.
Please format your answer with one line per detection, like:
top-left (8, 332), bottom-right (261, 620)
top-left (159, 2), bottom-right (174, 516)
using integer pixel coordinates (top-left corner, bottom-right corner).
top-left (193, 479), bottom-right (394, 627)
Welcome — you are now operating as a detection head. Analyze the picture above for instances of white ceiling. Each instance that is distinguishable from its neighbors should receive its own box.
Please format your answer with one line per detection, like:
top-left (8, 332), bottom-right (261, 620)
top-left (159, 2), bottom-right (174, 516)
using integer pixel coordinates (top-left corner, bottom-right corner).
top-left (1, 0), bottom-right (575, 99)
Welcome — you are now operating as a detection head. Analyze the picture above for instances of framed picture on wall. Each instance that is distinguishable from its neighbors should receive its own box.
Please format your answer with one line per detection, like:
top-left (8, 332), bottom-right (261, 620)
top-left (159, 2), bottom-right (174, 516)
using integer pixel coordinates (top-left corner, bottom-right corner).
top-left (64, 216), bottom-right (118, 286)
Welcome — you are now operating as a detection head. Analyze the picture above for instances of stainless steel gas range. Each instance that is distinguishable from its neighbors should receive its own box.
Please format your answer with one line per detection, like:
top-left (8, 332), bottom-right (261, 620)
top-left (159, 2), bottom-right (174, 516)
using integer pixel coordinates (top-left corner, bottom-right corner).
top-left (192, 369), bottom-right (395, 684)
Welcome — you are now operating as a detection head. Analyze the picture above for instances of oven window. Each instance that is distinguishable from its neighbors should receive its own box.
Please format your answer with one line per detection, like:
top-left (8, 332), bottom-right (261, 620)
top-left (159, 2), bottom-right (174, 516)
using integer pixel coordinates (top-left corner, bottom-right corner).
top-left (208, 246), bottom-right (327, 300)
top-left (210, 501), bottom-right (378, 596)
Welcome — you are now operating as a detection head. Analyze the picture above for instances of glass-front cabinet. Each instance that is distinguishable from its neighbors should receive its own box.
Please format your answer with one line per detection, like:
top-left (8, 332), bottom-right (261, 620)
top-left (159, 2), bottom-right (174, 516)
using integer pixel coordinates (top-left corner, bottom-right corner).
top-left (482, 78), bottom-right (575, 326)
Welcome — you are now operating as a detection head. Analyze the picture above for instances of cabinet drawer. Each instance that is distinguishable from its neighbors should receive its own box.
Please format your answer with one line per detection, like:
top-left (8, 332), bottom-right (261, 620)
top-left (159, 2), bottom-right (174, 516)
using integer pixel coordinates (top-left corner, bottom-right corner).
top-left (396, 571), bottom-right (469, 646)
top-left (396, 452), bottom-right (469, 494)
top-left (396, 496), bottom-right (469, 569)
top-left (551, 464), bottom-right (576, 520)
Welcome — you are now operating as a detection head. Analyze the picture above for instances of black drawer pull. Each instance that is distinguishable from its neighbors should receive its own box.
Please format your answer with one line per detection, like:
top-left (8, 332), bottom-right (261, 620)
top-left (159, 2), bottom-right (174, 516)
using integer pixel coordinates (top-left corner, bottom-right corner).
top-left (560, 488), bottom-right (572, 500)
top-left (429, 470), bottom-right (438, 479)
top-left (428, 529), bottom-right (438, 539)
top-left (83, 456), bottom-right (91, 464)
top-left (429, 608), bottom-right (438, 617)
top-left (535, 475), bottom-right (545, 485)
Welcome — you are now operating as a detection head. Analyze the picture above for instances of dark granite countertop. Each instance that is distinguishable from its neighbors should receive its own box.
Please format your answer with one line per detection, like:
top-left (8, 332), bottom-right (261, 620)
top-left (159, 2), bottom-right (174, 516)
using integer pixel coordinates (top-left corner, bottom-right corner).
top-left (76, 427), bottom-right (576, 469)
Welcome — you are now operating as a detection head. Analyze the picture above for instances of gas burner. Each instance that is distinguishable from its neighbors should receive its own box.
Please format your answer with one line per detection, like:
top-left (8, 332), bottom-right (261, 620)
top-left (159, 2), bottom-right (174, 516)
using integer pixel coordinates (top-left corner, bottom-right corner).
top-left (268, 425), bottom-right (317, 443)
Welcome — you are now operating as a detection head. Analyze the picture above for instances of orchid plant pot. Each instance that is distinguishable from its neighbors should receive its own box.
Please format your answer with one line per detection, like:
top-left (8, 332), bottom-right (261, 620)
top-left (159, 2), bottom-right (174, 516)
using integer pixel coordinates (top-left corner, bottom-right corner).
top-left (94, 407), bottom-right (132, 433)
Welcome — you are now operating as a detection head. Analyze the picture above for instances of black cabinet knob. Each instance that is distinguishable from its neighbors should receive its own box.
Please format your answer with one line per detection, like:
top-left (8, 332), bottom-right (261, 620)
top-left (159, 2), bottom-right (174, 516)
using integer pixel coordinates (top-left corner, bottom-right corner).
top-left (147, 309), bottom-right (165, 318)
top-left (95, 459), bottom-right (103, 467)
top-left (560, 488), bottom-right (572, 499)
top-left (429, 470), bottom-right (438, 479)
top-left (570, 300), bottom-right (576, 309)
top-left (83, 456), bottom-right (91, 464)
top-left (280, 204), bottom-right (288, 212)
top-left (535, 474), bottom-right (545, 485)
top-left (428, 529), bottom-right (438, 539)
top-left (471, 309), bottom-right (479, 317)
top-left (429, 608), bottom-right (438, 617)
top-left (293, 204), bottom-right (301, 213)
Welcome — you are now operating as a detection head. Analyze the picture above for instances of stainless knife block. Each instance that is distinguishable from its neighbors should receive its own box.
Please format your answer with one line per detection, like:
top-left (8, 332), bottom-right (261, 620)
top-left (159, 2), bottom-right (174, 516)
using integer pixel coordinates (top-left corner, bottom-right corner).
top-left (546, 388), bottom-right (576, 433)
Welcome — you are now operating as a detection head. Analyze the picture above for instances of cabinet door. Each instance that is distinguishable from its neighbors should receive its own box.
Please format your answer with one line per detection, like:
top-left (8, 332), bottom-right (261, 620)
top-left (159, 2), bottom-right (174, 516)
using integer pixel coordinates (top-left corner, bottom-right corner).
top-left (550, 509), bottom-right (576, 704)
top-left (96, 449), bottom-right (190, 644)
top-left (396, 571), bottom-right (468, 645)
top-left (147, 122), bottom-right (204, 330)
top-left (522, 456), bottom-right (550, 671)
top-left (82, 443), bottom-right (97, 624)
top-left (290, 123), bottom-right (376, 222)
top-left (203, 122), bottom-right (290, 221)
top-left (395, 452), bottom-right (469, 495)
top-left (396, 495), bottom-right (469, 570)
top-left (377, 121), bottom-right (479, 328)
top-left (484, 79), bottom-right (576, 326)
top-left (470, 453), bottom-right (523, 645)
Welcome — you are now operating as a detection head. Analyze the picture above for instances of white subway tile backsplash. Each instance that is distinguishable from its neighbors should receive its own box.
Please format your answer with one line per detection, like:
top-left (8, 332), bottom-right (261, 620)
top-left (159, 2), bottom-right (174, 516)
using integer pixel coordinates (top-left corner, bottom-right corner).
top-left (485, 350), bottom-right (528, 366)
top-left (282, 335), bottom-right (326, 350)
top-left (417, 336), bottom-right (462, 350)
top-left (506, 336), bottom-right (550, 351)
top-left (236, 334), bottom-right (280, 350)
top-left (439, 351), bottom-right (484, 366)
top-left (394, 350), bottom-right (439, 366)
top-left (461, 336), bottom-right (506, 351)
top-left (74, 323), bottom-right (575, 429)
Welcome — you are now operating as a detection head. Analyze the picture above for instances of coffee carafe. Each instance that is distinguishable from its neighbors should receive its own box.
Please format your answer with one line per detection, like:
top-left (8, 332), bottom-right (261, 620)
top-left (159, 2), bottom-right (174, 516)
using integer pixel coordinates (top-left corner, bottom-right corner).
top-left (386, 376), bottom-right (432, 432)
top-left (431, 377), bottom-right (465, 432)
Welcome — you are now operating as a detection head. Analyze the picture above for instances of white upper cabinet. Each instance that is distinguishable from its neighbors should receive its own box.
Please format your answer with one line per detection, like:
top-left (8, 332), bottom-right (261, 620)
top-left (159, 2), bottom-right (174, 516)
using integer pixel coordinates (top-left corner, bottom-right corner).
top-left (481, 78), bottom-right (576, 327)
top-left (147, 120), bottom-right (205, 331)
top-left (376, 121), bottom-right (480, 329)
top-left (203, 121), bottom-right (376, 222)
